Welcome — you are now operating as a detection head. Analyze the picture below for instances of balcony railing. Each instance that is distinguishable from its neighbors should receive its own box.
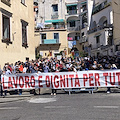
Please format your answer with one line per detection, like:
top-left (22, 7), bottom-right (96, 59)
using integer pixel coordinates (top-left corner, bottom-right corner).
top-left (88, 24), bottom-right (113, 34)
top-left (67, 10), bottom-right (77, 15)
top-left (1, 0), bottom-right (11, 6)
top-left (92, 2), bottom-right (111, 15)
top-left (43, 24), bottom-right (65, 30)
top-left (53, 25), bottom-right (65, 29)
top-left (91, 44), bottom-right (100, 50)
top-left (67, 26), bottom-right (80, 31)
top-left (41, 39), bottom-right (59, 44)
top-left (51, 12), bottom-right (59, 19)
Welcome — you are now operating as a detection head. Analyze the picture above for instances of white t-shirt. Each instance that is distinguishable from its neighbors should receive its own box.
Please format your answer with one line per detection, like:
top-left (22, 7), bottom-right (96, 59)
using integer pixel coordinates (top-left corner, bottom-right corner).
top-left (23, 67), bottom-right (27, 73)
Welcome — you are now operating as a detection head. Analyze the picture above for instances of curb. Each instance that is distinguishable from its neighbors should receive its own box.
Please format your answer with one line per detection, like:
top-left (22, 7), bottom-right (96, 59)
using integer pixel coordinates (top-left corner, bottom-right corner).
top-left (0, 94), bottom-right (33, 103)
top-left (0, 98), bottom-right (25, 103)
top-left (0, 95), bottom-right (34, 98)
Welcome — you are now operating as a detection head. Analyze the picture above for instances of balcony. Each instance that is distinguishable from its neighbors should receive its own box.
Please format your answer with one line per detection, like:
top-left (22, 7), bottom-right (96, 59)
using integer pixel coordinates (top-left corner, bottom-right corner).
top-left (96, 43), bottom-right (101, 48)
top-left (43, 24), bottom-right (65, 31)
top-left (88, 24), bottom-right (113, 34)
top-left (65, 10), bottom-right (79, 20)
top-left (1, 0), bottom-right (11, 6)
top-left (67, 26), bottom-right (80, 32)
top-left (91, 44), bottom-right (100, 50)
top-left (2, 38), bottom-right (12, 45)
top-left (67, 10), bottom-right (77, 15)
top-left (41, 39), bottom-right (59, 44)
top-left (67, 20), bottom-right (80, 32)
top-left (92, 2), bottom-right (111, 15)
top-left (51, 12), bottom-right (59, 19)
top-left (79, 36), bottom-right (87, 43)
top-left (80, 10), bottom-right (87, 16)
top-left (53, 24), bottom-right (65, 29)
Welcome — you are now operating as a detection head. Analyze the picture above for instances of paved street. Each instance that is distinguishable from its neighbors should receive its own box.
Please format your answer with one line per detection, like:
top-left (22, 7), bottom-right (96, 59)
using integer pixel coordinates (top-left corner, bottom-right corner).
top-left (0, 88), bottom-right (120, 120)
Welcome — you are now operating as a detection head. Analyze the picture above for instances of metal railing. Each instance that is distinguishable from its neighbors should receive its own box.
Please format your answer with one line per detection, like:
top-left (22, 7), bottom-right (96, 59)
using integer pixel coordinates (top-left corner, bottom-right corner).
top-left (53, 25), bottom-right (65, 29)
top-left (43, 24), bottom-right (65, 30)
top-left (41, 39), bottom-right (59, 44)
top-left (67, 26), bottom-right (80, 31)
top-left (51, 12), bottom-right (59, 19)
top-left (88, 24), bottom-right (113, 34)
top-left (92, 2), bottom-right (111, 15)
top-left (67, 10), bottom-right (77, 15)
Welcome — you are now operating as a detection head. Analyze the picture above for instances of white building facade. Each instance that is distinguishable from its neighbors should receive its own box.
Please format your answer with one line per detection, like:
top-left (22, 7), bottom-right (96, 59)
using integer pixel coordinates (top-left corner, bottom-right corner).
top-left (87, 0), bottom-right (113, 57)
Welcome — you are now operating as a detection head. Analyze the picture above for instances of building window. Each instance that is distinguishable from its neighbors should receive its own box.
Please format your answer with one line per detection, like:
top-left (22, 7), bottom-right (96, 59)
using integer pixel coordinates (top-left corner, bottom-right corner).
top-left (82, 4), bottom-right (87, 11)
top-left (69, 21), bottom-right (75, 27)
top-left (115, 45), bottom-right (120, 51)
top-left (41, 34), bottom-right (46, 44)
top-left (21, 0), bottom-right (25, 5)
top-left (82, 45), bottom-right (84, 50)
top-left (21, 20), bottom-right (28, 48)
top-left (1, 8), bottom-right (12, 44)
top-left (82, 32), bottom-right (84, 37)
top-left (51, 4), bottom-right (58, 19)
top-left (54, 33), bottom-right (59, 43)
top-left (2, 14), bottom-right (12, 44)
top-left (67, 5), bottom-right (77, 15)
top-left (1, 0), bottom-right (11, 6)
top-left (96, 36), bottom-right (100, 44)
top-left (52, 4), bottom-right (58, 12)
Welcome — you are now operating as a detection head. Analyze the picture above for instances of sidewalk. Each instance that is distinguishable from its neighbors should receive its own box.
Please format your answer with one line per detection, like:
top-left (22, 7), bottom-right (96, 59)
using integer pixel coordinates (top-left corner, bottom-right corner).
top-left (0, 88), bottom-right (120, 103)
top-left (0, 88), bottom-right (51, 103)
top-left (0, 92), bottom-right (34, 103)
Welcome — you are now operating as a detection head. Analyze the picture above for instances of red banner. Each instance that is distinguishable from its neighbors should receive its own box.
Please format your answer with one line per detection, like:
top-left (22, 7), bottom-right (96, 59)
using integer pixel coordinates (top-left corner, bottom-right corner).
top-left (1, 70), bottom-right (120, 90)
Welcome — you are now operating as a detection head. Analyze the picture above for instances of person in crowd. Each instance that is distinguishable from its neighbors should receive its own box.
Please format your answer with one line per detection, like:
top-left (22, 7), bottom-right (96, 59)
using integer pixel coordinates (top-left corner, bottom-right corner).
top-left (91, 60), bottom-right (98, 70)
top-left (0, 55), bottom-right (120, 95)
top-left (2, 64), bottom-right (12, 97)
top-left (106, 63), bottom-right (118, 94)
top-left (43, 62), bottom-right (49, 73)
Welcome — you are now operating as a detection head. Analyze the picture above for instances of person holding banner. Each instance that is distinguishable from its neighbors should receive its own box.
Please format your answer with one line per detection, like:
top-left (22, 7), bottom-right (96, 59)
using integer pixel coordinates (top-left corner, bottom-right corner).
top-left (2, 65), bottom-right (11, 97)
top-left (51, 63), bottom-right (60, 95)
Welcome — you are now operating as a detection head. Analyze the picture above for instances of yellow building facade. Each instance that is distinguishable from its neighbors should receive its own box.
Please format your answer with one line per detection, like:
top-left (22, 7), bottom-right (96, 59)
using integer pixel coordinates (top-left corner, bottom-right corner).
top-left (34, 0), bottom-right (81, 58)
top-left (36, 30), bottom-right (68, 58)
top-left (0, 0), bottom-right (36, 67)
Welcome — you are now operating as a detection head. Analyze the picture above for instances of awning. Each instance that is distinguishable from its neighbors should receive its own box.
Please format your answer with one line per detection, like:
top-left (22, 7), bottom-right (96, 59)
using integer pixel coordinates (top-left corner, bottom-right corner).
top-left (67, 20), bottom-right (80, 22)
top-left (81, 1), bottom-right (87, 5)
top-left (66, 3), bottom-right (77, 7)
top-left (94, 34), bottom-right (101, 37)
top-left (45, 20), bottom-right (52, 23)
top-left (67, 20), bottom-right (75, 22)
top-left (45, 19), bottom-right (64, 23)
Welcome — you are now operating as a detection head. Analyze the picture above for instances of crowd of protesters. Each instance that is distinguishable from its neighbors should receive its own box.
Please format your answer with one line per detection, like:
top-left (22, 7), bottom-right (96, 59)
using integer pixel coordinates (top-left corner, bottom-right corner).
top-left (0, 55), bottom-right (120, 96)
